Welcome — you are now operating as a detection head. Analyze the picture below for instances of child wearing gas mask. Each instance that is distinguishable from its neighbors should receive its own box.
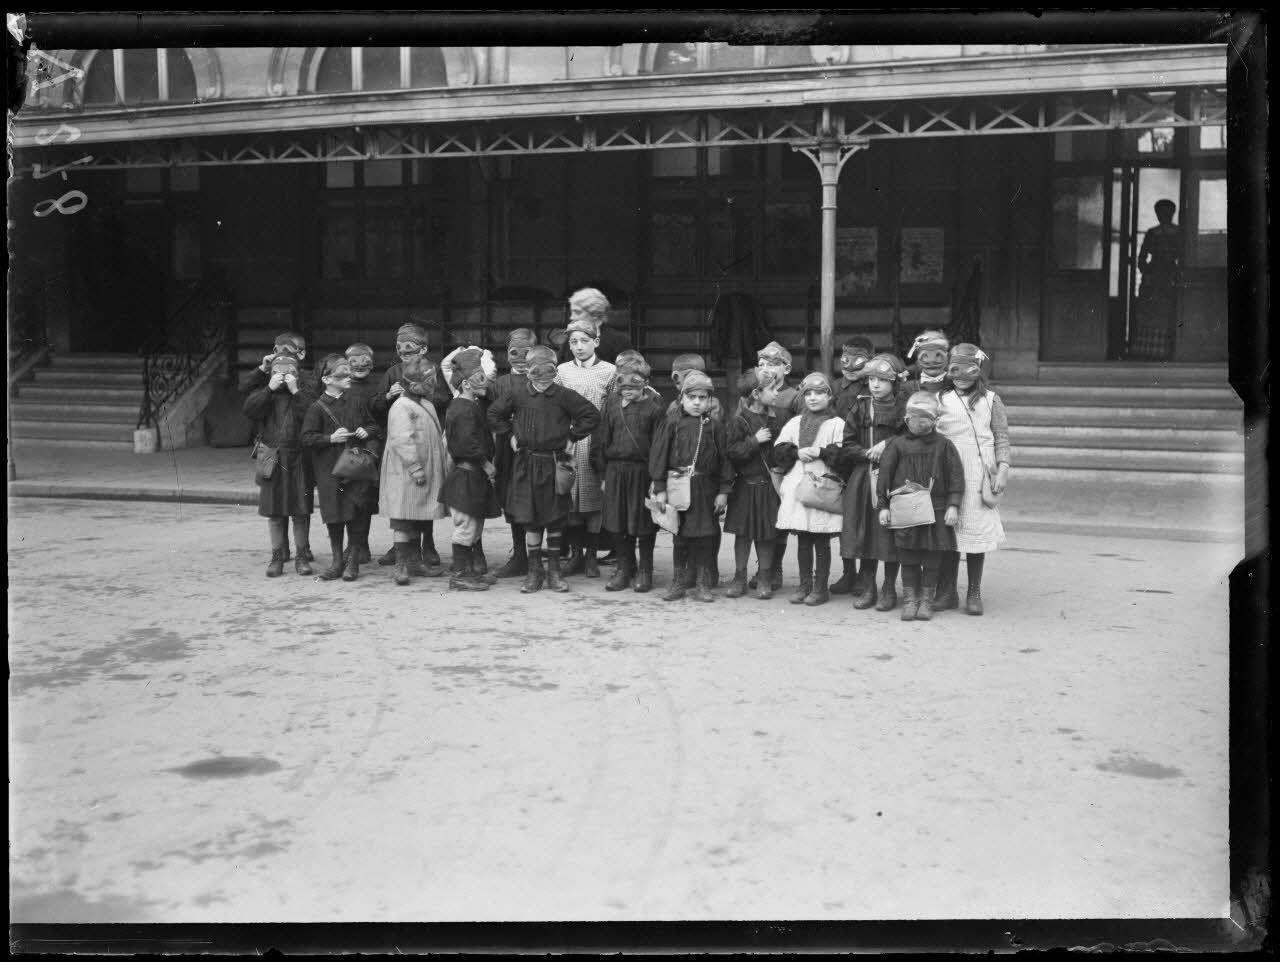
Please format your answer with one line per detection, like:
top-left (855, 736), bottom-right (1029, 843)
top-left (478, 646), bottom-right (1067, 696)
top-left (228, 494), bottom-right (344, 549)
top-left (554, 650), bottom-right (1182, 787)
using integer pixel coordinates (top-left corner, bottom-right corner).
top-left (301, 354), bottom-right (380, 582)
top-left (372, 323), bottom-right (450, 575)
top-left (339, 342), bottom-right (382, 564)
top-left (832, 335), bottom-right (875, 420)
top-left (243, 351), bottom-right (317, 578)
top-left (592, 364), bottom-right (665, 592)
top-left (723, 368), bottom-right (783, 600)
top-left (439, 348), bottom-right (502, 591)
top-left (487, 328), bottom-right (538, 579)
top-left (933, 343), bottom-right (1009, 615)
top-left (379, 354), bottom-right (450, 586)
top-left (771, 372), bottom-right (851, 606)
top-left (828, 354), bottom-right (908, 609)
top-left (903, 329), bottom-right (951, 397)
top-left (876, 391), bottom-right (965, 621)
top-left (485, 345), bottom-right (601, 594)
top-left (649, 371), bottom-right (733, 602)
top-left (750, 340), bottom-right (805, 593)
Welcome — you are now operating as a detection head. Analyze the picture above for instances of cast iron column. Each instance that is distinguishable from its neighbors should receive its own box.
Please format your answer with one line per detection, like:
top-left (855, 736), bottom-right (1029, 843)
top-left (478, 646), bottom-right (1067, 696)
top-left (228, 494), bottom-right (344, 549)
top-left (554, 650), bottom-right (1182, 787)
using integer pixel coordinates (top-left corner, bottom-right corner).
top-left (793, 107), bottom-right (868, 378)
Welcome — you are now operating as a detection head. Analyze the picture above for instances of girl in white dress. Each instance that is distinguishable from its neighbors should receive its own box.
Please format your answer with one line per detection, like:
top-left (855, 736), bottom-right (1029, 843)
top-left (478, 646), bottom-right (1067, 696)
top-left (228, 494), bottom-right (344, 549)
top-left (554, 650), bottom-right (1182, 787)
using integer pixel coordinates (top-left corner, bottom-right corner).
top-left (771, 372), bottom-right (853, 606)
top-left (934, 343), bottom-right (1010, 615)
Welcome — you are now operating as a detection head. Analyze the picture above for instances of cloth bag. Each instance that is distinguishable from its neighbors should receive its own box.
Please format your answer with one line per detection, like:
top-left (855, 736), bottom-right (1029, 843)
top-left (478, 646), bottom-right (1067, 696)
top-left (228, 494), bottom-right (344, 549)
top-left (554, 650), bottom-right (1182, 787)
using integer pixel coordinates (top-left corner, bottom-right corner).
top-left (796, 468), bottom-right (845, 513)
top-left (332, 446), bottom-right (380, 482)
top-left (554, 458), bottom-right (576, 496)
top-left (665, 468), bottom-right (692, 511)
top-left (251, 438), bottom-right (278, 484)
top-left (645, 497), bottom-right (680, 535)
top-left (886, 481), bottom-right (935, 528)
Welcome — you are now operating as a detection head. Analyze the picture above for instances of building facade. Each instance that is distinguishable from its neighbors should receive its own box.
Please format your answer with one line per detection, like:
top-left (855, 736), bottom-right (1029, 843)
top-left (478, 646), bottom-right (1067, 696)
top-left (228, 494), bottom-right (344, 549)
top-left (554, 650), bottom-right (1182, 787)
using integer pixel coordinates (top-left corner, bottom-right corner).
top-left (10, 40), bottom-right (1228, 381)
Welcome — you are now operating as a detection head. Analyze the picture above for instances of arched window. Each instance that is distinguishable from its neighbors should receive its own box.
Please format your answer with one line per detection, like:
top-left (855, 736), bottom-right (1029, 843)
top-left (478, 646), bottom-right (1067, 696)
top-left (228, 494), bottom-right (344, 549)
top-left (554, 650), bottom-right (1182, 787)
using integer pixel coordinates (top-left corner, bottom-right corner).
top-left (311, 47), bottom-right (448, 92)
top-left (82, 49), bottom-right (197, 106)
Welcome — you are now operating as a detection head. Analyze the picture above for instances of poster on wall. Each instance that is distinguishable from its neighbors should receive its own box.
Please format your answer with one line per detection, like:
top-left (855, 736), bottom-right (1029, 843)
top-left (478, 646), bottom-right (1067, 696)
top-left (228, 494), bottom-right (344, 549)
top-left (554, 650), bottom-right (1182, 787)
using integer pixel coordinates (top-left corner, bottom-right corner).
top-left (899, 227), bottom-right (945, 284)
top-left (836, 227), bottom-right (878, 293)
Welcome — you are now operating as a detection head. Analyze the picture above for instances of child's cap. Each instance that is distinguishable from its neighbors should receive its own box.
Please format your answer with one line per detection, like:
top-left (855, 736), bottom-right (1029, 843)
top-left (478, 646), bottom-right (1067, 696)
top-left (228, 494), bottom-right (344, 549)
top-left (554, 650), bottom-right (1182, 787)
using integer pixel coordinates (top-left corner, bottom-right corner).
top-left (841, 335), bottom-right (875, 354)
top-left (904, 391), bottom-right (941, 419)
top-left (450, 348), bottom-right (486, 388)
top-left (680, 370), bottom-right (714, 395)
top-left (907, 329), bottom-right (950, 359)
top-left (396, 322), bottom-right (429, 344)
top-left (345, 342), bottom-right (374, 359)
top-left (273, 331), bottom-right (304, 354)
top-left (671, 353), bottom-right (706, 374)
top-left (506, 328), bottom-right (537, 349)
top-left (949, 342), bottom-right (988, 366)
top-left (319, 353), bottom-right (350, 377)
top-left (860, 355), bottom-right (901, 382)
top-left (615, 348), bottom-right (645, 365)
top-left (799, 371), bottom-right (833, 394)
top-left (616, 371), bottom-right (648, 389)
top-left (757, 341), bottom-right (792, 366)
top-left (616, 356), bottom-right (652, 379)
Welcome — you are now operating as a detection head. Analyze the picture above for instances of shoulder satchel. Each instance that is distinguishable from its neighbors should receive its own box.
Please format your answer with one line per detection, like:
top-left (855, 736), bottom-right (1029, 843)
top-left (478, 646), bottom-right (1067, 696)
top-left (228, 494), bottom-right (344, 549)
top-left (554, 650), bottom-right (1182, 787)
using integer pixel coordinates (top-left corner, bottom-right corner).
top-left (794, 418), bottom-right (845, 513)
top-left (665, 416), bottom-right (703, 512)
top-left (960, 394), bottom-right (1003, 507)
top-left (251, 436), bottom-right (278, 484)
top-left (885, 440), bottom-right (943, 529)
top-left (320, 402), bottom-right (380, 483)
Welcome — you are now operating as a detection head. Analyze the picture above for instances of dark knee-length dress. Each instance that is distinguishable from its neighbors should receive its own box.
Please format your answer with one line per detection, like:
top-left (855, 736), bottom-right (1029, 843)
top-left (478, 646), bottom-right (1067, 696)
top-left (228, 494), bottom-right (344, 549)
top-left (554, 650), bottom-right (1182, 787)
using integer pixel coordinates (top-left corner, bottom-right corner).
top-left (592, 394), bottom-right (664, 537)
top-left (875, 429), bottom-right (965, 554)
top-left (723, 407), bottom-right (781, 541)
top-left (649, 412), bottom-right (733, 539)
top-left (831, 393), bottom-right (906, 562)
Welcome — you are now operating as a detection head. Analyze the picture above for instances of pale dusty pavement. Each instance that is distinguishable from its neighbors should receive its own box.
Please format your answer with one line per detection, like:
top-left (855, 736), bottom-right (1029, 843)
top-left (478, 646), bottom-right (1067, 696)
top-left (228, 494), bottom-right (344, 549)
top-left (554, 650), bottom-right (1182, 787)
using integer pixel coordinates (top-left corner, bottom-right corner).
top-left (9, 498), bottom-right (1237, 922)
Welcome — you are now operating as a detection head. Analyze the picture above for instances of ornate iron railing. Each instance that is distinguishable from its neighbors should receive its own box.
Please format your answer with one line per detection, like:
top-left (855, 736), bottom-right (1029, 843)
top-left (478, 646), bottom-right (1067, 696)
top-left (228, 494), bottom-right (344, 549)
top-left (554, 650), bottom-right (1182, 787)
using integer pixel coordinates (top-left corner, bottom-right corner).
top-left (137, 278), bottom-right (234, 431)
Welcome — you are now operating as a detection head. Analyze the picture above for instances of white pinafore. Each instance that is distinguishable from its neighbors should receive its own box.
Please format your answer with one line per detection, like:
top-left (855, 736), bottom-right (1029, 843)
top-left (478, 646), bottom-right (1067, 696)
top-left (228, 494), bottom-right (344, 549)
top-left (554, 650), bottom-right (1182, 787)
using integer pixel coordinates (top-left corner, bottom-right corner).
top-left (936, 390), bottom-right (1006, 553)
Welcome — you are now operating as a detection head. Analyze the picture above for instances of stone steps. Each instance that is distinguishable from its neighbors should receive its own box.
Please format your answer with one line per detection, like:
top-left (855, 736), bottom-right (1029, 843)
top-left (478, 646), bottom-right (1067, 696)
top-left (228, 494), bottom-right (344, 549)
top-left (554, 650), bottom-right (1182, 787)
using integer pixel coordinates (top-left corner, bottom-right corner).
top-left (9, 352), bottom-right (145, 447)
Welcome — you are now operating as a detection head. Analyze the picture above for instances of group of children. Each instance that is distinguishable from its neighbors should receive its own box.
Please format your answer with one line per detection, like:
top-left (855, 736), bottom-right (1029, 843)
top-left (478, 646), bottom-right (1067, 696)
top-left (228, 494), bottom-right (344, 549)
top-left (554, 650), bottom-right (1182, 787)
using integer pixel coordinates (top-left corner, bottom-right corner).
top-left (244, 293), bottom-right (1010, 619)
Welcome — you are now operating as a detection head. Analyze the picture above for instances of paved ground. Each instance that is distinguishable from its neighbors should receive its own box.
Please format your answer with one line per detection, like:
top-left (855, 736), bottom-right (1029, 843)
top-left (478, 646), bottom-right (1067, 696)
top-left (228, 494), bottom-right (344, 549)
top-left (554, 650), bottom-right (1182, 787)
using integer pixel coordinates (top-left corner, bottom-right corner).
top-left (8, 498), bottom-right (1236, 923)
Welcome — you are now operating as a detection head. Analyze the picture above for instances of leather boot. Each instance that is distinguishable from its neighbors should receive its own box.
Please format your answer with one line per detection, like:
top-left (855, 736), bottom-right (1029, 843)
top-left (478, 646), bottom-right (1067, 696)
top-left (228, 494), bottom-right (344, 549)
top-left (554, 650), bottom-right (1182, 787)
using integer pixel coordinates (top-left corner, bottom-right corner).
top-left (294, 548), bottom-right (314, 577)
top-left (319, 534), bottom-right (345, 581)
top-left (805, 546), bottom-right (831, 606)
top-left (378, 545), bottom-right (397, 566)
top-left (583, 548), bottom-right (600, 579)
top-left (875, 581), bottom-right (898, 612)
top-left (915, 586), bottom-right (935, 621)
top-left (965, 586), bottom-right (984, 616)
top-left (724, 568), bottom-right (749, 598)
top-left (662, 567), bottom-right (687, 602)
top-left (633, 564), bottom-right (653, 593)
top-left (789, 578), bottom-right (813, 605)
top-left (341, 546), bottom-right (360, 582)
top-left (545, 550), bottom-right (570, 592)
top-left (769, 562), bottom-right (784, 592)
top-left (851, 571), bottom-right (878, 610)
top-left (355, 543), bottom-right (372, 565)
top-left (521, 550), bottom-right (546, 594)
top-left (829, 560), bottom-right (856, 595)
top-left (899, 586), bottom-right (919, 621)
top-left (933, 558), bottom-right (960, 610)
top-left (282, 544), bottom-right (291, 562)
top-left (406, 544), bottom-right (430, 577)
top-left (494, 542), bottom-right (528, 578)
top-left (472, 544), bottom-right (499, 585)
top-left (755, 576), bottom-right (774, 600)
top-left (690, 567), bottom-right (715, 602)
top-left (421, 533), bottom-right (442, 569)
top-left (605, 558), bottom-right (633, 591)
top-left (450, 544), bottom-right (490, 591)
top-left (266, 548), bottom-right (286, 578)
top-left (393, 543), bottom-right (411, 586)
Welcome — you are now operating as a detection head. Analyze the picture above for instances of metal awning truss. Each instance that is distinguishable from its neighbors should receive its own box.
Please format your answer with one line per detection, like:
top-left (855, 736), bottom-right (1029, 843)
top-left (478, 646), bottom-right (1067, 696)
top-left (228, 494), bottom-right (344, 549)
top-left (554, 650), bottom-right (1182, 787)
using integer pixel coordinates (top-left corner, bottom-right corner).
top-left (12, 87), bottom-right (1230, 174)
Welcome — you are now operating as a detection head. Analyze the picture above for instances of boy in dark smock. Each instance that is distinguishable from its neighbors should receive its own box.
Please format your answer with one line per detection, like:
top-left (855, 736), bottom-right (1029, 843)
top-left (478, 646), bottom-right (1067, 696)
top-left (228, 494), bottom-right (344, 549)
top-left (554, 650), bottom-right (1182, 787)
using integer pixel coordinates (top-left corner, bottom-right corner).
top-left (487, 328), bottom-right (539, 578)
top-left (592, 369), bottom-right (665, 592)
top-left (339, 341), bottom-right (382, 563)
top-left (486, 345), bottom-right (600, 593)
top-left (300, 354), bottom-right (380, 582)
top-left (440, 349), bottom-right (502, 591)
top-left (752, 340), bottom-right (805, 592)
top-left (243, 352), bottom-right (317, 577)
top-left (370, 322), bottom-right (453, 573)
